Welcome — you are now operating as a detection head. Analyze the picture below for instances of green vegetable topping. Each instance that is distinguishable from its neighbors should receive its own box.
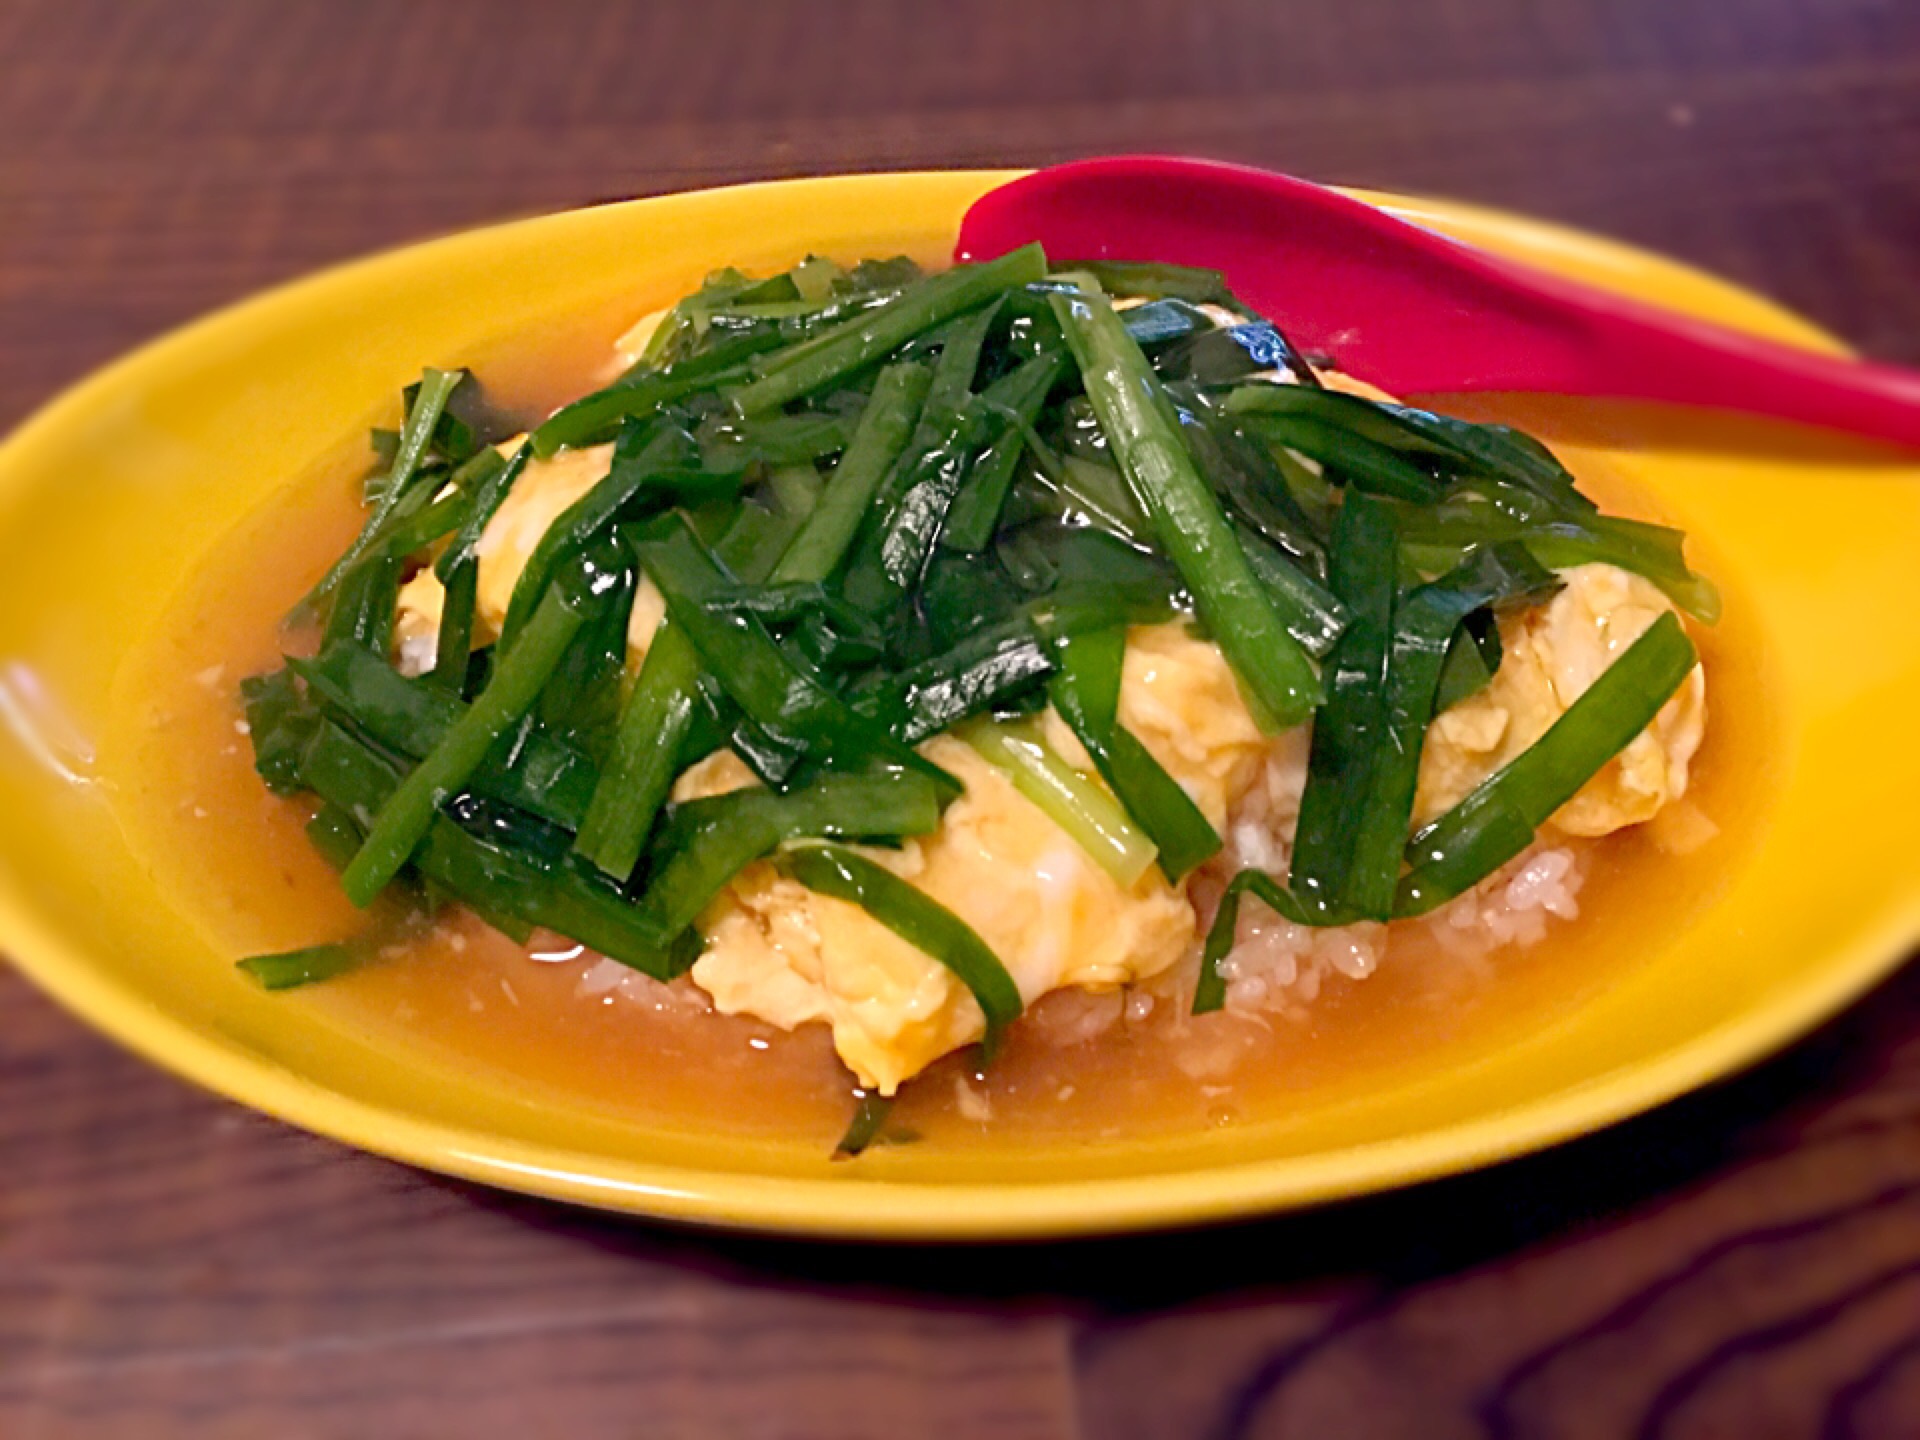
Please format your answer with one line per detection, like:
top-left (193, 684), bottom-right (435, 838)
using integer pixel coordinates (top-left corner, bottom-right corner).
top-left (731, 245), bottom-right (1047, 416)
top-left (833, 1092), bottom-right (898, 1158)
top-left (1043, 618), bottom-right (1221, 883)
top-left (238, 943), bottom-right (362, 991)
top-left (238, 247), bottom-right (1716, 1137)
top-left (305, 367), bottom-right (470, 607)
top-left (1048, 275), bottom-right (1323, 731)
top-left (339, 549), bottom-right (617, 907)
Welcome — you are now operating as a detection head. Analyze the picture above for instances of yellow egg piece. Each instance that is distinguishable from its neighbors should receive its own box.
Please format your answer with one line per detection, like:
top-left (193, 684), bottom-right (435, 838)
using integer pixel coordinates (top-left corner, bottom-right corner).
top-left (694, 736), bottom-right (1197, 1094)
top-left (1416, 563), bottom-right (1707, 836)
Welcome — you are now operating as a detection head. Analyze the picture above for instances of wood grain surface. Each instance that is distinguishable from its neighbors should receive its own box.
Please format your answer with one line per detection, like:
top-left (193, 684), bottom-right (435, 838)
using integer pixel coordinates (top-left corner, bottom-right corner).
top-left (3, 3), bottom-right (1917, 1436)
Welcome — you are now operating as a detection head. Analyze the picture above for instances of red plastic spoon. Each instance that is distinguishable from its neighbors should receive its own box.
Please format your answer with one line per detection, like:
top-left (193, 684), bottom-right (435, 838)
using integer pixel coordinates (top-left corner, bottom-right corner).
top-left (956, 155), bottom-right (1920, 448)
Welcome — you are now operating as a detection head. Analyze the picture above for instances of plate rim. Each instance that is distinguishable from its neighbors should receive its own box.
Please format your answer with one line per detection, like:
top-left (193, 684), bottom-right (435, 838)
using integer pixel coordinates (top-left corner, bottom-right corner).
top-left (0, 168), bottom-right (1906, 1240)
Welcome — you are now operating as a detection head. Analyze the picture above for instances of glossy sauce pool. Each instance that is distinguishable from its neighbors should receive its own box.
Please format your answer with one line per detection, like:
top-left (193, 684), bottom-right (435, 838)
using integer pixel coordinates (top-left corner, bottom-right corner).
top-left (99, 312), bottom-right (1778, 1155)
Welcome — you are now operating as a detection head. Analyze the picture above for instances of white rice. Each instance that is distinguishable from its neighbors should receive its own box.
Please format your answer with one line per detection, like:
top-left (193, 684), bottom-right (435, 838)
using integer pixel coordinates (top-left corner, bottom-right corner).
top-left (1026, 986), bottom-right (1128, 1046)
top-left (1200, 742), bottom-right (1589, 1025)
top-left (574, 956), bottom-right (712, 1015)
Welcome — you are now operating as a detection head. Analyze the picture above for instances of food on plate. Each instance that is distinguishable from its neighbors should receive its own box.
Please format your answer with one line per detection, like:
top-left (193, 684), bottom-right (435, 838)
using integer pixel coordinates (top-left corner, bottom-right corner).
top-left (232, 247), bottom-right (1715, 1148)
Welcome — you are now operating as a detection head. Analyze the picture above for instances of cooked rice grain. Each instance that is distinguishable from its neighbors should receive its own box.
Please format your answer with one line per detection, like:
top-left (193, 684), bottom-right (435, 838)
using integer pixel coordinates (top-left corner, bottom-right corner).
top-left (1204, 739), bottom-right (1589, 1022)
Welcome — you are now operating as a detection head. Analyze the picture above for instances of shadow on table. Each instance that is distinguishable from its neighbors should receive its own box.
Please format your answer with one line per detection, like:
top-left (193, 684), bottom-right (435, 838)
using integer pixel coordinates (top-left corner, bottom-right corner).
top-left (444, 958), bottom-right (1917, 1316)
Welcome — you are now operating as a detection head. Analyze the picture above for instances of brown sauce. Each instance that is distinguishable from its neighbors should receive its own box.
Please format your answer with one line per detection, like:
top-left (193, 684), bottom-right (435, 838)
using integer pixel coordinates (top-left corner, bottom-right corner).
top-left (99, 312), bottom-right (1777, 1153)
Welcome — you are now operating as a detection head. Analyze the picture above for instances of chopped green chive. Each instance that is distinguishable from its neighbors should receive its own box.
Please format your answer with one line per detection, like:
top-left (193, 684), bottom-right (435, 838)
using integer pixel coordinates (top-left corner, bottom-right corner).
top-left (1193, 870), bottom-right (1319, 1014)
top-left (1049, 277), bottom-right (1322, 731)
top-left (772, 362), bottom-right (931, 584)
top-left (572, 623), bottom-right (703, 881)
top-left (638, 769), bottom-right (946, 943)
top-left (957, 714), bottom-right (1159, 889)
top-left (237, 943), bottom-right (361, 991)
top-left (1288, 491), bottom-right (1399, 918)
top-left (732, 245), bottom-right (1046, 415)
top-left (833, 1092), bottom-right (898, 1158)
top-left (307, 367), bottom-right (468, 604)
top-left (1044, 619), bottom-right (1221, 883)
top-left (339, 572), bottom-right (595, 907)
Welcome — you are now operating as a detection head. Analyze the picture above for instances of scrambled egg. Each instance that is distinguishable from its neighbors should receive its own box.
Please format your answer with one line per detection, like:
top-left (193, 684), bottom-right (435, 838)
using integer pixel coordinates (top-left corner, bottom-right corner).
top-left (694, 735), bottom-right (1196, 1094)
top-left (392, 440), bottom-right (666, 675)
top-left (690, 625), bottom-right (1259, 1093)
top-left (387, 379), bottom-right (1708, 1094)
top-left (691, 571), bottom-right (1705, 1091)
top-left (1414, 563), bottom-right (1707, 835)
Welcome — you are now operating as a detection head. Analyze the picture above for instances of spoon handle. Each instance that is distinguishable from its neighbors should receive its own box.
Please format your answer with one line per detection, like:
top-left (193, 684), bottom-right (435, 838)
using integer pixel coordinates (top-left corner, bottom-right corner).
top-left (1468, 244), bottom-right (1920, 448)
top-left (959, 157), bottom-right (1920, 449)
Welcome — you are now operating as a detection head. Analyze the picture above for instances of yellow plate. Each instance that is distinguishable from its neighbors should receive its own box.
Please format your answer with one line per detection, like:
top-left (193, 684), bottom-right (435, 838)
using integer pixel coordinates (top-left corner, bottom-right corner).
top-left (1, 171), bottom-right (1915, 1238)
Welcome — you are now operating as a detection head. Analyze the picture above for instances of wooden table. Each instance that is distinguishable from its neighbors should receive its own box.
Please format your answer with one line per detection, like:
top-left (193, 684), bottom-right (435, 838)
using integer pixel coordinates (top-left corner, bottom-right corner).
top-left (4, 3), bottom-right (1918, 1435)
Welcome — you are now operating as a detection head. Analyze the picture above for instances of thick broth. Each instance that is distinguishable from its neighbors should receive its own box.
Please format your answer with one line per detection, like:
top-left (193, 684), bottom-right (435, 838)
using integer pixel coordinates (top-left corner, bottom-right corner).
top-left (102, 313), bottom-right (1774, 1154)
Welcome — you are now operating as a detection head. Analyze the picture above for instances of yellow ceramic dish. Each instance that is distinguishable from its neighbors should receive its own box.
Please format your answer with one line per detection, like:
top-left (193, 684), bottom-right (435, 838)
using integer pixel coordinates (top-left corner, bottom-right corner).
top-left (1, 171), bottom-right (1916, 1238)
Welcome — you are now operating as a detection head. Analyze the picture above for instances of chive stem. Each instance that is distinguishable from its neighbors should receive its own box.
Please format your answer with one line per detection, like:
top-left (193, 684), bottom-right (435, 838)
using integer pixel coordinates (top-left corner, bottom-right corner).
top-left (430, 558), bottom-right (479, 692)
top-left (1044, 621), bottom-right (1221, 882)
top-left (1396, 611), bottom-right (1697, 914)
top-left (956, 715), bottom-right (1159, 889)
top-left (307, 367), bottom-right (467, 603)
top-left (340, 583), bottom-right (588, 906)
top-left (1048, 278), bottom-right (1322, 731)
top-left (237, 943), bottom-right (360, 991)
top-left (1193, 870), bottom-right (1320, 1014)
top-left (731, 245), bottom-right (1046, 416)
top-left (573, 623), bottom-right (703, 880)
top-left (772, 362), bottom-right (931, 584)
